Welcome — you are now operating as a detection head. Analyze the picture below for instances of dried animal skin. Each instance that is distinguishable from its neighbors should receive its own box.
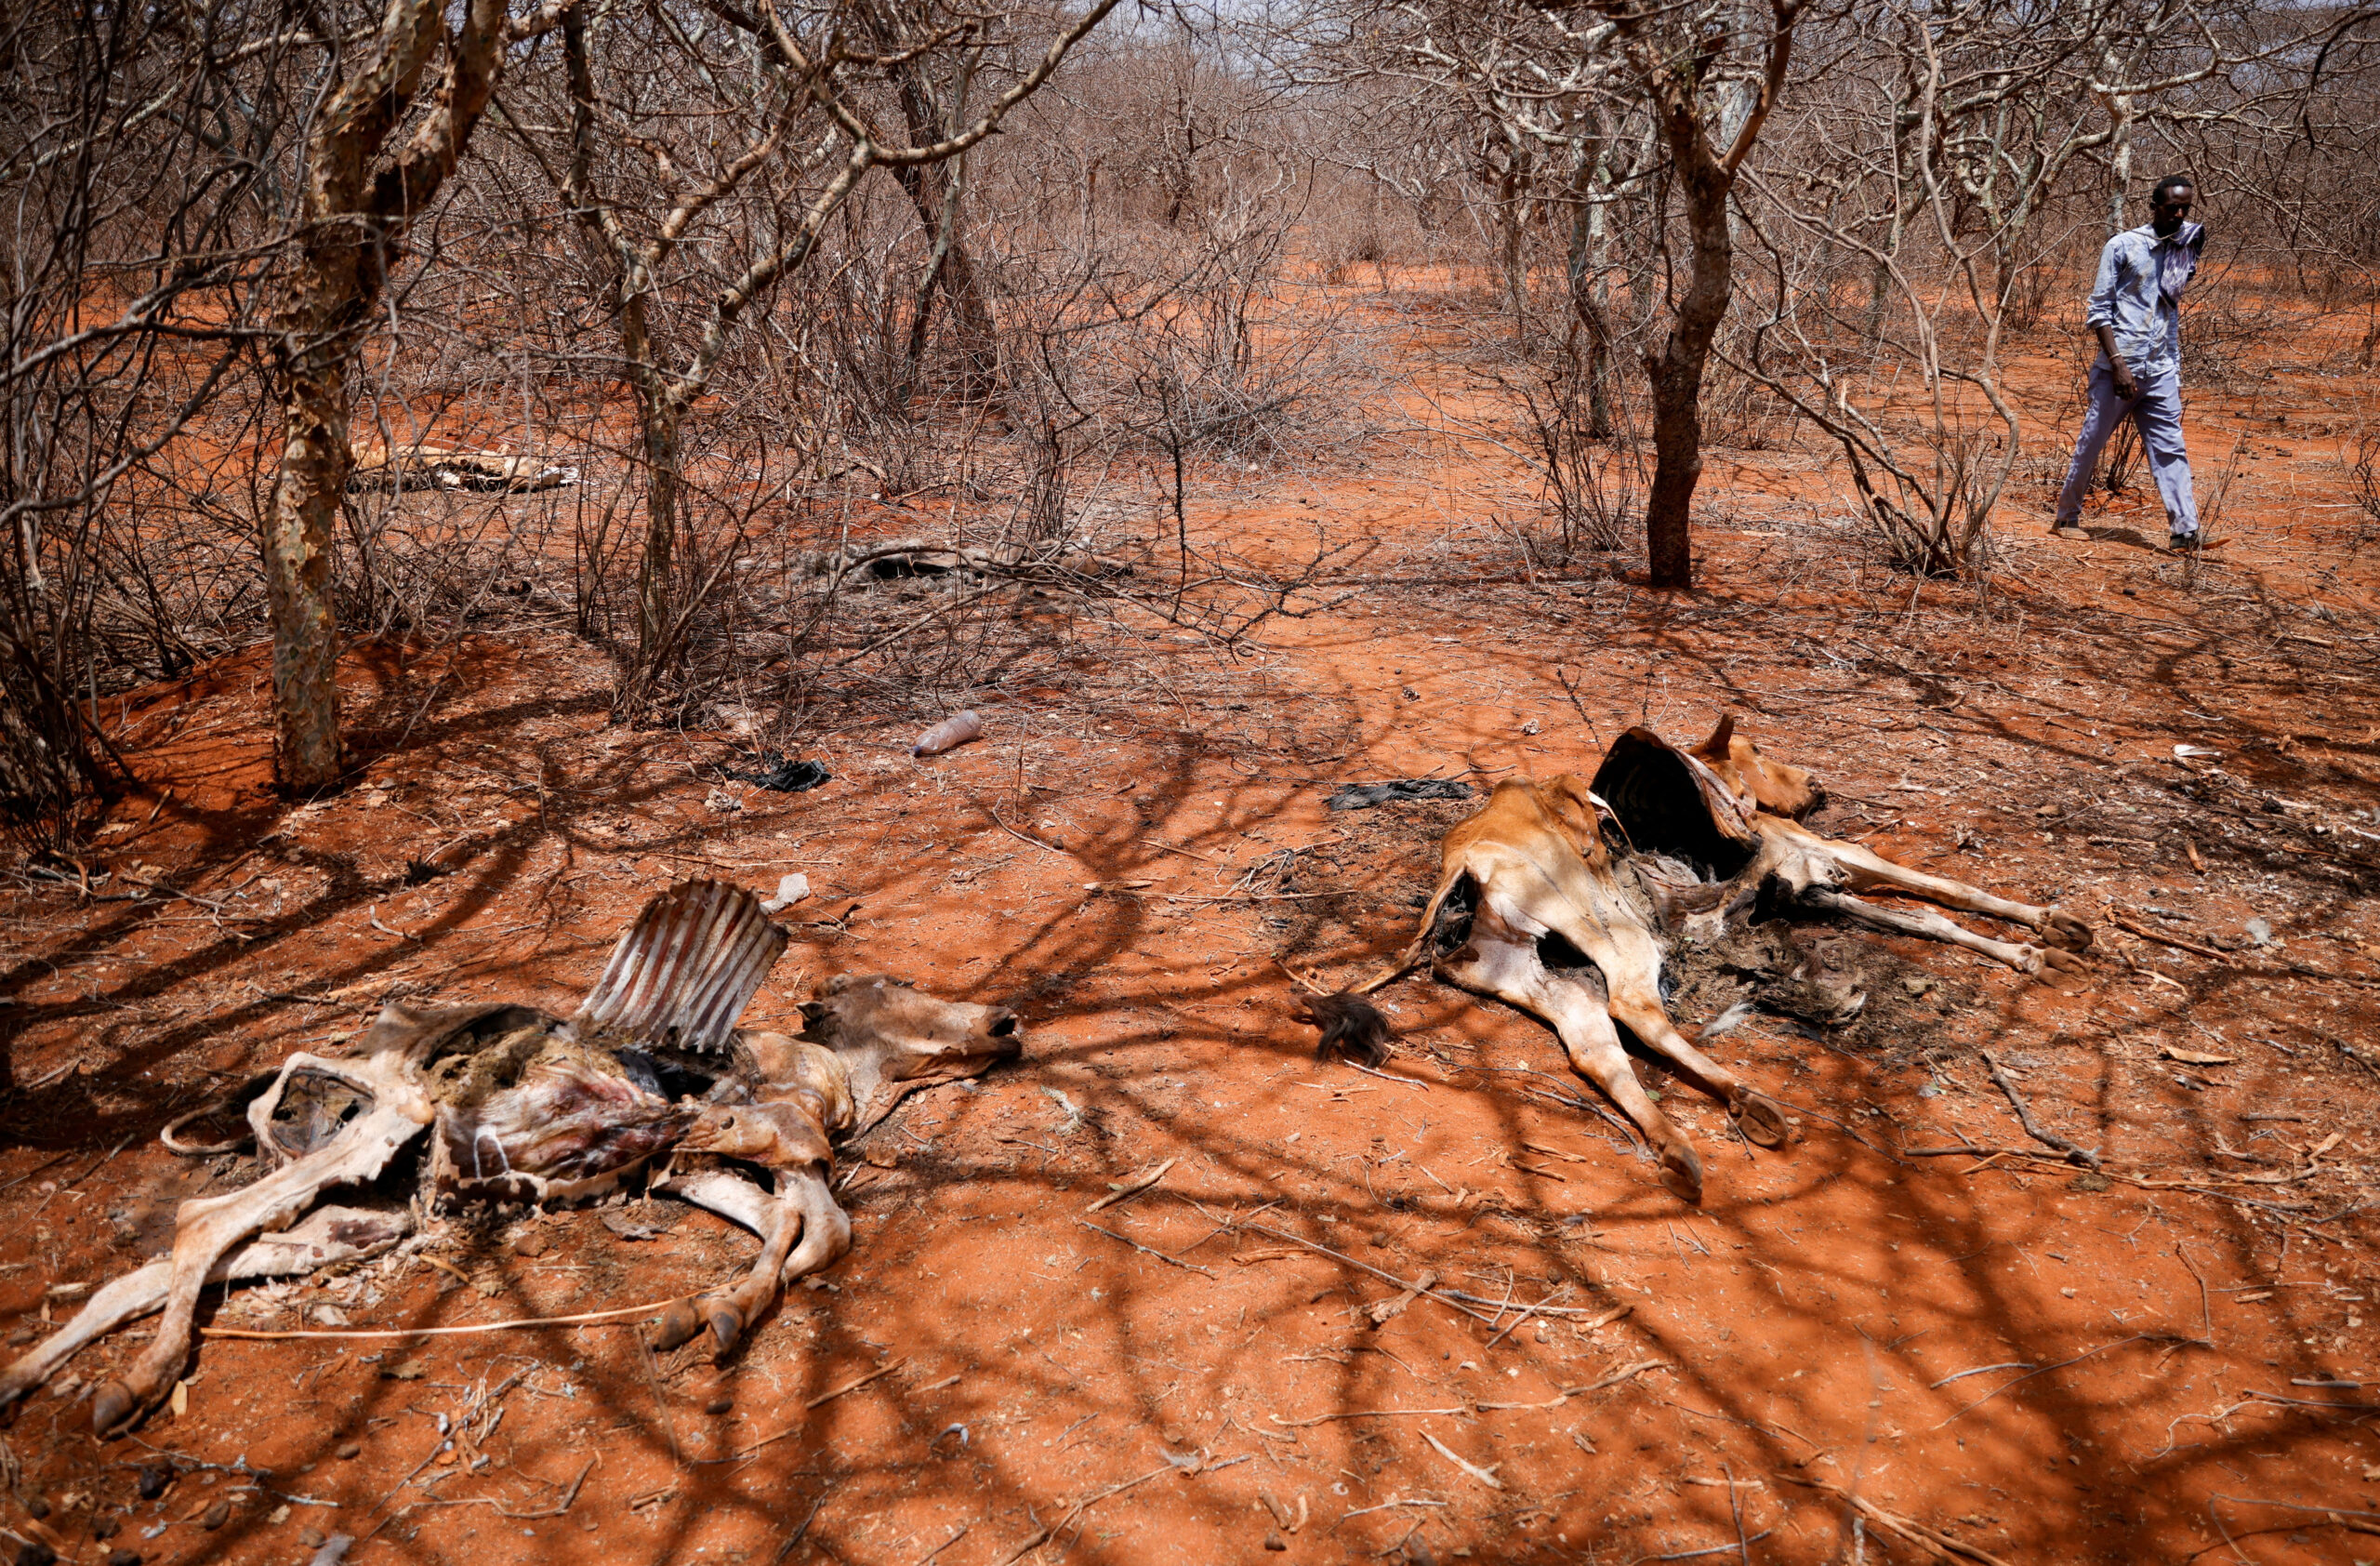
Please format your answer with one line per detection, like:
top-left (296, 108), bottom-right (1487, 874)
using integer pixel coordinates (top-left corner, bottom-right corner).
top-left (430, 1026), bottom-right (697, 1200)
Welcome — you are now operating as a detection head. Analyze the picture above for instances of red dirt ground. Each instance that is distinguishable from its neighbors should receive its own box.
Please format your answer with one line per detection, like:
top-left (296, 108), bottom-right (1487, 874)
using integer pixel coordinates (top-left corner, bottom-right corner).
top-left (1, 290), bottom-right (2377, 1566)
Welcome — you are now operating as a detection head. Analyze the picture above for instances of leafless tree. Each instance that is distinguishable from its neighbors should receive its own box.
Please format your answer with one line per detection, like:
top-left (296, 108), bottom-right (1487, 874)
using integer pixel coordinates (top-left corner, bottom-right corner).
top-left (495, 0), bottom-right (1119, 715)
top-left (1313, 0), bottom-right (1805, 589)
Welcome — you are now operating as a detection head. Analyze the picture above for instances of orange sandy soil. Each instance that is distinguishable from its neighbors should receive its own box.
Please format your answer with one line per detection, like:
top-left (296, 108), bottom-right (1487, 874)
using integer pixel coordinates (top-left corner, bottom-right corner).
top-left (2, 288), bottom-right (2378, 1566)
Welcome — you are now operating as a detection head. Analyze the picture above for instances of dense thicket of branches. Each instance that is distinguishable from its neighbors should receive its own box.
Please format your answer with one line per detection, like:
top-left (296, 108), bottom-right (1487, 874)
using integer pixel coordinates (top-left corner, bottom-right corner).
top-left (4, 0), bottom-right (2377, 848)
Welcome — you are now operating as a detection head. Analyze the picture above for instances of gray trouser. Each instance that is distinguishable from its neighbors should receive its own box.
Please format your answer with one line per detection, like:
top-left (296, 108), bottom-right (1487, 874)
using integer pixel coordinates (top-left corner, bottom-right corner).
top-left (2056, 360), bottom-right (2196, 534)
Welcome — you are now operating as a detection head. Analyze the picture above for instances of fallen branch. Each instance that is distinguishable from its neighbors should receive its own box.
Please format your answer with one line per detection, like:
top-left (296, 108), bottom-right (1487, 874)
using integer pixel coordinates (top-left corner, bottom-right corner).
top-left (1421, 1430), bottom-right (1502, 1489)
top-left (807, 1357), bottom-right (906, 1410)
top-left (1272, 1354), bottom-right (1661, 1428)
top-left (1933, 1334), bottom-right (2159, 1427)
top-left (997, 1462), bottom-right (1176, 1564)
top-left (1979, 1053), bottom-right (2100, 1169)
top-left (1085, 1157), bottom-right (1176, 1214)
top-left (2109, 912), bottom-right (2377, 988)
top-left (1078, 1219), bottom-right (1213, 1275)
top-left (1233, 1219), bottom-right (1624, 1320)
top-left (1782, 1473), bottom-right (2013, 1566)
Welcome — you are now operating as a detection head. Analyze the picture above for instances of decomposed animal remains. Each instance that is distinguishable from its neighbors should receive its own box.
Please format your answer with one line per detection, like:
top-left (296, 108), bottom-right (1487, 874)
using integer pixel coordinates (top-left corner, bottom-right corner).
top-left (1, 880), bottom-right (1019, 1437)
top-left (1296, 719), bottom-right (2090, 1202)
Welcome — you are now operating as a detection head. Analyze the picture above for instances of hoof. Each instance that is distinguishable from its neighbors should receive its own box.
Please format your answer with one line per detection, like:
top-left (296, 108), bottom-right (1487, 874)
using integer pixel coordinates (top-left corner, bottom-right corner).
top-left (1733, 1095), bottom-right (1789, 1148)
top-left (654, 1300), bottom-right (706, 1352)
top-left (706, 1304), bottom-right (747, 1359)
top-left (2041, 947), bottom-right (2088, 975)
top-left (1658, 1146), bottom-right (1705, 1204)
top-left (91, 1379), bottom-right (139, 1439)
top-left (2042, 910), bottom-right (2092, 953)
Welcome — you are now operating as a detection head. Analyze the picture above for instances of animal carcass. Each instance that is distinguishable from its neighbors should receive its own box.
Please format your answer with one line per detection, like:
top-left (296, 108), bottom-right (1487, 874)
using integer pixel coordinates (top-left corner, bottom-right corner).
top-left (1299, 719), bottom-right (2090, 1202)
top-left (347, 445), bottom-right (578, 493)
top-left (0, 881), bottom-right (1018, 1437)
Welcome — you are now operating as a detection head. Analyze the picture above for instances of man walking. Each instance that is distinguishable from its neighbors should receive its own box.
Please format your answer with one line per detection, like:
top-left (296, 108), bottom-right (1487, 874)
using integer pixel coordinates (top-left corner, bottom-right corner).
top-left (2054, 175), bottom-right (2208, 550)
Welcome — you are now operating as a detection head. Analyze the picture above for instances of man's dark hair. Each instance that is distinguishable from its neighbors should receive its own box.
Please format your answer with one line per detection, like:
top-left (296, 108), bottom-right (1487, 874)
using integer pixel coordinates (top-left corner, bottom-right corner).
top-left (2151, 173), bottom-right (2197, 205)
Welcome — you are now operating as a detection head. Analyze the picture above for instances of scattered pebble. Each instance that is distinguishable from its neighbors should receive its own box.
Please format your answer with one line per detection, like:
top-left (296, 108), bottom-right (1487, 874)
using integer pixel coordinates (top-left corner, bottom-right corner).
top-left (135, 1466), bottom-right (171, 1501)
top-left (704, 1397), bottom-right (733, 1415)
top-left (200, 1501), bottom-right (231, 1531)
top-left (335, 1441), bottom-right (362, 1460)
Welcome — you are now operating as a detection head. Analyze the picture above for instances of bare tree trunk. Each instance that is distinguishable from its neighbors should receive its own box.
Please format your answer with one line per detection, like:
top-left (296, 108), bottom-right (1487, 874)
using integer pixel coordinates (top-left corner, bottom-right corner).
top-left (1501, 149), bottom-right (1532, 349)
top-left (893, 157), bottom-right (998, 400)
top-left (874, 20), bottom-right (997, 402)
top-left (260, 329), bottom-right (351, 790)
top-left (1632, 2), bottom-right (1801, 591)
top-left (1641, 140), bottom-right (1730, 589)
top-left (258, 0), bottom-right (527, 788)
top-left (1566, 151), bottom-right (1616, 438)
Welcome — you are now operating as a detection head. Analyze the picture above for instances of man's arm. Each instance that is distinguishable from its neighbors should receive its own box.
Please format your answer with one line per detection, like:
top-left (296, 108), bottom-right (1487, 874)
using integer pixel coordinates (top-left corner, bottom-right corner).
top-left (2083, 238), bottom-right (2137, 400)
top-left (2094, 324), bottom-right (2138, 400)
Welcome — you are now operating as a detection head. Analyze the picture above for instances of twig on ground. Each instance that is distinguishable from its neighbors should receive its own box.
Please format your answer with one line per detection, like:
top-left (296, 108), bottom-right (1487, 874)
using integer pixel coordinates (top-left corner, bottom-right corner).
top-left (1085, 1157), bottom-right (1176, 1214)
top-left (1078, 1219), bottom-right (1213, 1275)
top-left (808, 1357), bottom-right (907, 1409)
top-left (1980, 1052), bottom-right (2100, 1168)
top-left (1933, 1335), bottom-right (2157, 1427)
top-left (997, 1462), bottom-right (1176, 1563)
top-left (1421, 1430), bottom-right (1503, 1489)
top-left (1779, 1474), bottom-right (2013, 1566)
top-left (203, 1298), bottom-right (688, 1340)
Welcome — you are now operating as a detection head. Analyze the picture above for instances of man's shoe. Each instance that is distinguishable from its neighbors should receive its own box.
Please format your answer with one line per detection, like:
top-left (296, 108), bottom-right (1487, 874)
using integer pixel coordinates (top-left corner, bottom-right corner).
top-left (2052, 524), bottom-right (2089, 540)
top-left (2169, 530), bottom-right (2205, 552)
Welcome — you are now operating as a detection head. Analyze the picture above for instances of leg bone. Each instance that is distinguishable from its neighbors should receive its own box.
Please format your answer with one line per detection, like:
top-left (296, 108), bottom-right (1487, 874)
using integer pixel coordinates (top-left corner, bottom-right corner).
top-left (91, 1055), bottom-right (431, 1437)
top-left (0, 1204), bottom-right (409, 1413)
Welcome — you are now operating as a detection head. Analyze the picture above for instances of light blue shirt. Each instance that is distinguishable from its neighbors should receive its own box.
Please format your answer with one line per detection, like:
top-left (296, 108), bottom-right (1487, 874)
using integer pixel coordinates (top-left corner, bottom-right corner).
top-left (2083, 221), bottom-right (2203, 378)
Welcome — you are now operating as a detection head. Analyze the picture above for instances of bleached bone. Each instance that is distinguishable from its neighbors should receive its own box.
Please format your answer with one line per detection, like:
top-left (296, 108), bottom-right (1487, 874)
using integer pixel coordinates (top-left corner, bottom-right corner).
top-left (92, 1049), bottom-right (435, 1435)
top-left (0, 1205), bottom-right (409, 1413)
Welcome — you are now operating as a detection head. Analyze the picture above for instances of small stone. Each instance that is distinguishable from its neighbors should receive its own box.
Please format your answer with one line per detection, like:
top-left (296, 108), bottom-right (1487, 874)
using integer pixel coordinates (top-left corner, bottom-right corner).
top-left (336, 1441), bottom-right (362, 1460)
top-left (2071, 1172), bottom-right (2112, 1193)
top-left (135, 1466), bottom-right (172, 1501)
top-left (1264, 1531), bottom-right (1289, 1551)
top-left (90, 1518), bottom-right (118, 1541)
top-left (22, 1497), bottom-right (47, 1520)
top-left (301, 1529), bottom-right (327, 1548)
top-left (1161, 1426), bottom-right (1188, 1444)
top-left (704, 1397), bottom-right (733, 1416)
top-left (511, 1233), bottom-right (549, 1259)
top-left (105, 1552), bottom-right (141, 1566)
top-left (201, 1501), bottom-right (231, 1531)
top-left (1901, 976), bottom-right (1933, 996)
top-left (266, 1504), bottom-right (289, 1526)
